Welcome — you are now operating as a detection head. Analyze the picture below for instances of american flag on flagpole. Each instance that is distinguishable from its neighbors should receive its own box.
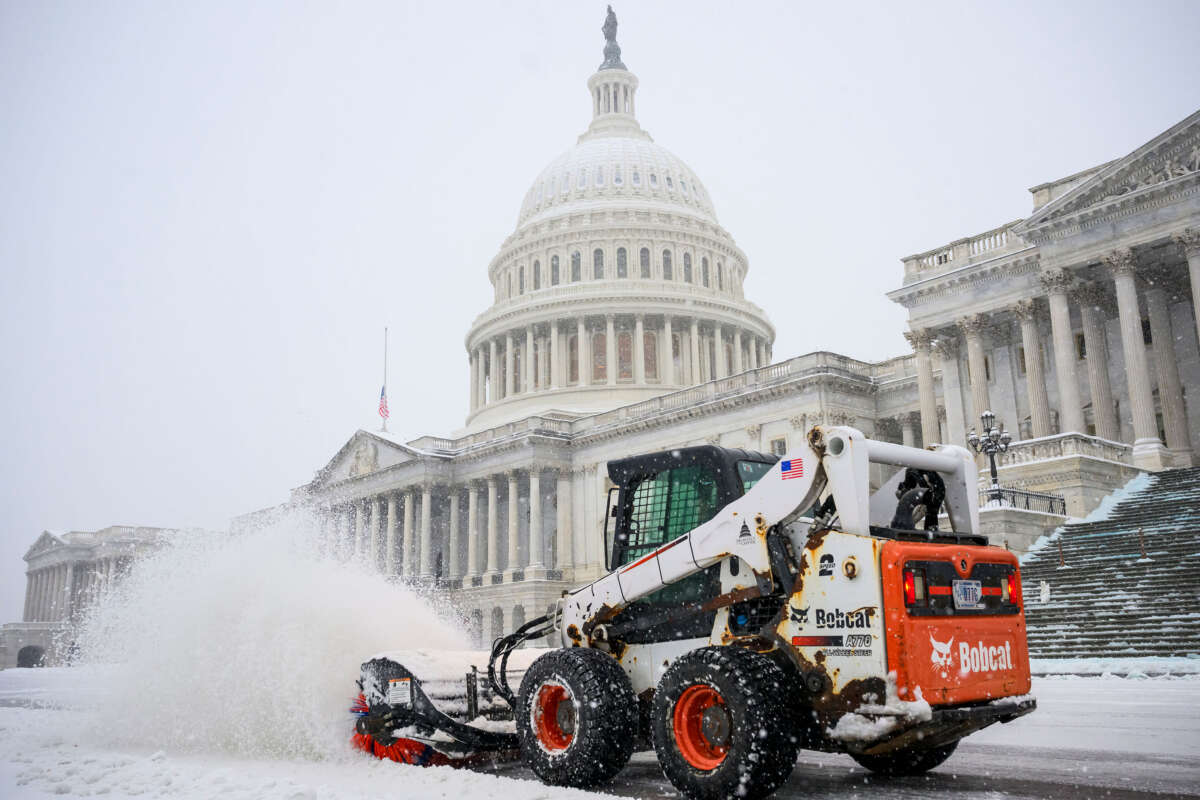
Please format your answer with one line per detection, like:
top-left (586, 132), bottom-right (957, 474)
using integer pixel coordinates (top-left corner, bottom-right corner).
top-left (378, 385), bottom-right (389, 420)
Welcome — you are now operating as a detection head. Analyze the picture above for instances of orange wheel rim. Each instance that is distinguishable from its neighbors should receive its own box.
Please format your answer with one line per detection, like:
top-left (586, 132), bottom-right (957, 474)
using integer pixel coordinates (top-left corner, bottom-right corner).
top-left (532, 682), bottom-right (575, 752)
top-left (672, 684), bottom-right (729, 770)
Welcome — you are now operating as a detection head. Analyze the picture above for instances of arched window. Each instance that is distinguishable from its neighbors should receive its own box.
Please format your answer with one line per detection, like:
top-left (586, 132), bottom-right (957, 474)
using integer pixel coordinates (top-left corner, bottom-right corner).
top-left (518, 266), bottom-right (525, 294)
top-left (618, 331), bottom-right (633, 380)
top-left (592, 332), bottom-right (607, 382)
top-left (666, 175), bottom-right (674, 191)
top-left (614, 165), bottom-right (623, 185)
top-left (650, 173), bottom-right (658, 187)
top-left (512, 605), bottom-right (526, 635)
top-left (640, 247), bottom-right (650, 278)
top-left (571, 252), bottom-right (581, 282)
top-left (680, 179), bottom-right (687, 195)
top-left (644, 332), bottom-right (659, 380)
top-left (596, 166), bottom-right (604, 186)
top-left (593, 248), bottom-right (604, 279)
top-left (683, 253), bottom-right (693, 283)
top-left (701, 257), bottom-right (710, 287)
top-left (533, 260), bottom-right (541, 290)
top-left (717, 262), bottom-right (724, 290)
top-left (632, 169), bottom-right (641, 186)
top-left (513, 345), bottom-right (523, 392)
top-left (568, 334), bottom-right (579, 383)
top-left (662, 250), bottom-right (673, 280)
top-left (551, 255), bottom-right (560, 285)
top-left (617, 247), bottom-right (627, 278)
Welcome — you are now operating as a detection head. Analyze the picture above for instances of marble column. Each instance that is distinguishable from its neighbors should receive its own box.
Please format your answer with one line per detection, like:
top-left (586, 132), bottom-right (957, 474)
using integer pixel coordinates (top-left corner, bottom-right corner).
top-left (936, 338), bottom-right (968, 446)
top-left (1012, 299), bottom-right (1052, 438)
top-left (715, 325), bottom-right (728, 378)
top-left (524, 326), bottom-right (534, 394)
top-left (605, 315), bottom-right (616, 386)
top-left (550, 321), bottom-right (560, 389)
top-left (900, 415), bottom-right (915, 447)
top-left (354, 502), bottom-right (366, 559)
top-left (1106, 249), bottom-right (1169, 470)
top-left (1174, 229), bottom-right (1200, 349)
top-left (402, 490), bottom-right (415, 577)
top-left (528, 469), bottom-right (543, 568)
top-left (63, 562), bottom-right (74, 620)
top-left (1075, 284), bottom-right (1119, 441)
top-left (366, 497), bottom-right (379, 567)
top-left (477, 347), bottom-right (486, 408)
top-left (385, 494), bottom-right (398, 574)
top-left (467, 483), bottom-right (480, 577)
top-left (689, 318), bottom-right (701, 384)
top-left (485, 477), bottom-right (499, 574)
top-left (663, 317), bottom-right (675, 385)
top-left (576, 318), bottom-right (586, 385)
top-left (22, 571), bottom-right (32, 622)
top-left (447, 490), bottom-right (461, 578)
top-left (958, 314), bottom-right (991, 424)
top-left (634, 315), bottom-right (646, 384)
top-left (555, 470), bottom-right (572, 571)
top-left (488, 339), bottom-right (498, 404)
top-left (419, 484), bottom-right (433, 576)
top-left (906, 329), bottom-right (940, 445)
top-left (469, 351), bottom-right (478, 413)
top-left (504, 333), bottom-right (514, 398)
top-left (1042, 269), bottom-right (1085, 433)
top-left (1146, 280), bottom-right (1193, 463)
top-left (507, 472), bottom-right (520, 571)
top-left (733, 329), bottom-right (744, 373)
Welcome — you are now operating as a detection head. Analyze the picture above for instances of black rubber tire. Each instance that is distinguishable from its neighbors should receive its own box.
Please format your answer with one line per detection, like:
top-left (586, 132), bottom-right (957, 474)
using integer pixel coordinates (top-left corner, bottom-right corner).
top-left (515, 647), bottom-right (637, 788)
top-left (849, 739), bottom-right (959, 776)
top-left (651, 647), bottom-right (799, 800)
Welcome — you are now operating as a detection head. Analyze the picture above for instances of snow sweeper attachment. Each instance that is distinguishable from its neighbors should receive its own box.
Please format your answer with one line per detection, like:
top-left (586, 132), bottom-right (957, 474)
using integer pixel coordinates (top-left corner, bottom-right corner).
top-left (352, 426), bottom-right (1036, 799)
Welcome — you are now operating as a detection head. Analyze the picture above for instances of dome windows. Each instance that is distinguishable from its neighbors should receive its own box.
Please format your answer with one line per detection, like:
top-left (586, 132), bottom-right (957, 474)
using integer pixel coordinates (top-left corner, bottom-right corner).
top-left (680, 179), bottom-right (688, 195)
top-left (533, 260), bottom-right (541, 290)
top-left (683, 253), bottom-right (693, 283)
top-left (578, 168), bottom-right (587, 190)
top-left (640, 248), bottom-right (650, 278)
top-left (561, 174), bottom-right (570, 195)
top-left (518, 266), bottom-right (525, 294)
top-left (632, 169), bottom-right (641, 186)
top-left (662, 250), bottom-right (673, 280)
top-left (551, 255), bottom-right (560, 286)
top-left (701, 257), bottom-right (710, 287)
top-left (614, 165), bottom-right (623, 185)
top-left (617, 247), bottom-right (628, 278)
top-left (717, 262), bottom-right (724, 290)
top-left (649, 173), bottom-right (658, 188)
top-left (665, 175), bottom-right (674, 191)
top-left (571, 251), bottom-right (582, 282)
top-left (595, 166), bottom-right (604, 186)
top-left (593, 248), bottom-right (604, 279)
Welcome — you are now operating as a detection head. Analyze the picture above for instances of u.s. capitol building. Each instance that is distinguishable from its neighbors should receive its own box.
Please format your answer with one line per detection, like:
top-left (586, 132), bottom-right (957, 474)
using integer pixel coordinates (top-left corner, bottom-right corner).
top-left (10, 10), bottom-right (1199, 662)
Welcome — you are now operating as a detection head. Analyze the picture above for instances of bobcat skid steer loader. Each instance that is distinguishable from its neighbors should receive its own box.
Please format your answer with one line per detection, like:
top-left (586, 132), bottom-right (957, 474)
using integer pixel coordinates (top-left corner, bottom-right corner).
top-left (351, 425), bottom-right (1035, 799)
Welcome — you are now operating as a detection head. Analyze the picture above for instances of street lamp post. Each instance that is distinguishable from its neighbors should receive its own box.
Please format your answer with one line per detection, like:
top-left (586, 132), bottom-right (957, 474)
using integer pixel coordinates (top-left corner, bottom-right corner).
top-left (966, 410), bottom-right (1012, 504)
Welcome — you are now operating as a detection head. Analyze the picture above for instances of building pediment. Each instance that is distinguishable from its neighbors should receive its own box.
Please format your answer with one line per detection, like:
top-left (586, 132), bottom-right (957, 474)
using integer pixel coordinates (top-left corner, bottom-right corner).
top-left (311, 430), bottom-right (428, 488)
top-left (23, 531), bottom-right (63, 561)
top-left (1015, 110), bottom-right (1200, 239)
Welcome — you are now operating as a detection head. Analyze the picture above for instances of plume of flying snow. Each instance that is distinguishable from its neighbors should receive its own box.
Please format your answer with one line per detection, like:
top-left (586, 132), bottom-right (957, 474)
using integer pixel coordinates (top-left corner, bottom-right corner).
top-left (75, 510), bottom-right (467, 759)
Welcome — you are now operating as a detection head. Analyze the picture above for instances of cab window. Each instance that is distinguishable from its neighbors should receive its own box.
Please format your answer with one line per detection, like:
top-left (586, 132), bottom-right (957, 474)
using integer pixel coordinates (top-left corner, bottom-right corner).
top-left (738, 460), bottom-right (773, 493)
top-left (622, 464), bottom-right (720, 565)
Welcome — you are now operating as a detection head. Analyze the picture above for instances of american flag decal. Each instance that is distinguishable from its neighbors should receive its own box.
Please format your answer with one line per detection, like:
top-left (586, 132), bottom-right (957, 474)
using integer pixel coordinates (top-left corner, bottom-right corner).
top-left (780, 458), bottom-right (804, 480)
top-left (378, 385), bottom-right (390, 420)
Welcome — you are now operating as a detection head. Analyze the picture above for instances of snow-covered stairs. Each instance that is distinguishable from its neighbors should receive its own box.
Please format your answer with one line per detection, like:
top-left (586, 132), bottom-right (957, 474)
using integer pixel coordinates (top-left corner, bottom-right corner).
top-left (1019, 467), bottom-right (1200, 659)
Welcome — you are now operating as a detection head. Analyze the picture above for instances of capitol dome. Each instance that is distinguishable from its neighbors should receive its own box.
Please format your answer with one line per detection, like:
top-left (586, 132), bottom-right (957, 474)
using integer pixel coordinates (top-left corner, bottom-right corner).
top-left (463, 10), bottom-right (775, 431)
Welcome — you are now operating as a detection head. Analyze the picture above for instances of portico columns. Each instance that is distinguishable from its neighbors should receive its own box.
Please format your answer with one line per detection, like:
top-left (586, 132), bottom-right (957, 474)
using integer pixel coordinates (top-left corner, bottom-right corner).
top-left (507, 472), bottom-right (520, 571)
top-left (528, 469), bottom-right (544, 569)
top-left (366, 498), bottom-right (378, 567)
top-left (715, 325), bottom-right (728, 378)
top-left (488, 339), bottom-right (498, 403)
top-left (402, 491), bottom-right (415, 577)
top-left (1174, 229), bottom-right (1200, 348)
top-left (605, 315), bottom-right (616, 386)
top-left (524, 326), bottom-right (534, 393)
top-left (900, 415), bottom-right (915, 447)
top-left (504, 333), bottom-right (514, 398)
top-left (906, 329), bottom-right (940, 444)
top-left (663, 317), bottom-right (675, 384)
top-left (466, 483), bottom-right (480, 577)
top-left (1145, 280), bottom-right (1193, 463)
top-left (935, 338), bottom-right (968, 446)
top-left (732, 329), bottom-right (744, 374)
top-left (1106, 249), bottom-right (1169, 470)
top-left (1042, 269), bottom-right (1085, 433)
top-left (958, 315), bottom-right (991, 422)
top-left (419, 484), bottom-right (433, 576)
top-left (1012, 300), bottom-right (1052, 438)
top-left (555, 470), bottom-right (572, 571)
top-left (447, 490), bottom-right (461, 577)
top-left (634, 315), bottom-right (646, 383)
top-left (689, 319), bottom-right (701, 384)
top-left (385, 494), bottom-right (398, 574)
top-left (1075, 284), bottom-right (1119, 441)
top-left (354, 502), bottom-right (366, 559)
top-left (550, 321), bottom-right (561, 389)
top-left (486, 477), bottom-right (499, 575)
top-left (63, 563), bottom-right (74, 620)
top-left (468, 351), bottom-right (478, 413)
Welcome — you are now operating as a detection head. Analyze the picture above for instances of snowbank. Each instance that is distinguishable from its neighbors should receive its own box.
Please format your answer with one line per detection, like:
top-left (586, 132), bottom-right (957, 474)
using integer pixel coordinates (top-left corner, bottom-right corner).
top-left (1031, 655), bottom-right (1200, 677)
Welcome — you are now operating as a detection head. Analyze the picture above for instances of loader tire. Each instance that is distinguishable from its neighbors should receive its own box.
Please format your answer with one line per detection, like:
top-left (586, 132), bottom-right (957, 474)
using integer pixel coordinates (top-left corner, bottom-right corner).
top-left (849, 739), bottom-right (958, 776)
top-left (652, 646), bottom-right (799, 800)
top-left (516, 647), bottom-right (637, 788)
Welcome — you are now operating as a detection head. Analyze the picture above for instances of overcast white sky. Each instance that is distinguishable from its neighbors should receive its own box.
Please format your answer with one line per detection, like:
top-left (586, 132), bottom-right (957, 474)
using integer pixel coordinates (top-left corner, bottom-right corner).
top-left (2, 0), bottom-right (1199, 622)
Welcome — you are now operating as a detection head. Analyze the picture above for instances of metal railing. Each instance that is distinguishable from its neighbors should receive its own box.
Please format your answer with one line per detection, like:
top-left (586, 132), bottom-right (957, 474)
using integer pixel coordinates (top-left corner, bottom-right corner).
top-left (980, 487), bottom-right (1067, 515)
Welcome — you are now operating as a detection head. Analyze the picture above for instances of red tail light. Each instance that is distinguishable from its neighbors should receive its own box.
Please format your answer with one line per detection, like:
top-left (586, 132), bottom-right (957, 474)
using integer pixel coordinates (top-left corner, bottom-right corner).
top-left (903, 569), bottom-right (916, 604)
top-left (1004, 572), bottom-right (1017, 603)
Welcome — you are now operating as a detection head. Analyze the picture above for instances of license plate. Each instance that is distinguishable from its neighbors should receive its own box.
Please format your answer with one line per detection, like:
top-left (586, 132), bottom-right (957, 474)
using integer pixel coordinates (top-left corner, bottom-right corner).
top-left (952, 579), bottom-right (983, 610)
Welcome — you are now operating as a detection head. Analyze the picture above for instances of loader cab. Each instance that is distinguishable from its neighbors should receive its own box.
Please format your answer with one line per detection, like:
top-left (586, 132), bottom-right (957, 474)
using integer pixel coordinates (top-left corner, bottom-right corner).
top-left (604, 446), bottom-right (777, 643)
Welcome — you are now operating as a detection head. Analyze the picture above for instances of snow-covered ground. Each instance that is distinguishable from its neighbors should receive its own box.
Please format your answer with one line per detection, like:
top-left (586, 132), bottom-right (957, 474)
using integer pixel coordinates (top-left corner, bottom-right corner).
top-left (2, 666), bottom-right (1197, 799)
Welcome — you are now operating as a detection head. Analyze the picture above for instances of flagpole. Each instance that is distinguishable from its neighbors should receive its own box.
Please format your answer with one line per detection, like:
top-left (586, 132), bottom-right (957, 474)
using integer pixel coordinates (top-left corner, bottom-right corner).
top-left (382, 326), bottom-right (389, 432)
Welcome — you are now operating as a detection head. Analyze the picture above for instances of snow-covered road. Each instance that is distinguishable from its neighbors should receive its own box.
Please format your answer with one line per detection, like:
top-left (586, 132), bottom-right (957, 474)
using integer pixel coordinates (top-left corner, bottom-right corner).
top-left (2, 668), bottom-right (1197, 799)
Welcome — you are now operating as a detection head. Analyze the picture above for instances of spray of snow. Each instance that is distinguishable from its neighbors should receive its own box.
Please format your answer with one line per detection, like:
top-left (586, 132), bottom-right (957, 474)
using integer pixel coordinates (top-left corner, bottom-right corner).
top-left (827, 672), bottom-right (932, 743)
top-left (75, 510), bottom-right (468, 759)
